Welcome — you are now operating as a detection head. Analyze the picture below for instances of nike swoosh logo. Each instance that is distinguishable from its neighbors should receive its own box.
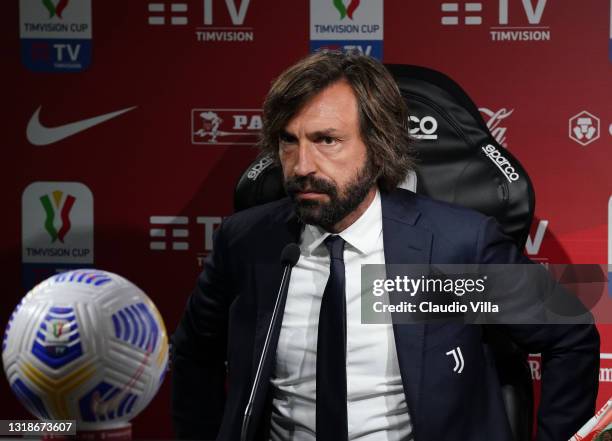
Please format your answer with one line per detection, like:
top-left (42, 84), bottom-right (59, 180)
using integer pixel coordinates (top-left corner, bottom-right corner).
top-left (27, 105), bottom-right (137, 146)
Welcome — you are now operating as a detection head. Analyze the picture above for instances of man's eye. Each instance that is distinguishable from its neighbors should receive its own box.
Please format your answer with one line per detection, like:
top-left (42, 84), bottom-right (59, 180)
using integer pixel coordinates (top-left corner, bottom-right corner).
top-left (279, 134), bottom-right (296, 144)
top-left (319, 136), bottom-right (337, 145)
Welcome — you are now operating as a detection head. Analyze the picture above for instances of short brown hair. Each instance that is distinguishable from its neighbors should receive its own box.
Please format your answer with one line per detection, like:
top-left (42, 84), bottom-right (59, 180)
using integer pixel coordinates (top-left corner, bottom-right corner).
top-left (258, 50), bottom-right (414, 192)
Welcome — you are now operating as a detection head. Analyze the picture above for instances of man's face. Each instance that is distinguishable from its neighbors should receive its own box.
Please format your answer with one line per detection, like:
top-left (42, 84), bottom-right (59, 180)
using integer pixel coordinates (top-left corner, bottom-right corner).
top-left (279, 80), bottom-right (377, 231)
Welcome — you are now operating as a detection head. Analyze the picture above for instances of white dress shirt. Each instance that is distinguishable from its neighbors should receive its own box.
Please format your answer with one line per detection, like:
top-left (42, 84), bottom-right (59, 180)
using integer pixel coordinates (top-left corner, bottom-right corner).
top-left (270, 190), bottom-right (413, 441)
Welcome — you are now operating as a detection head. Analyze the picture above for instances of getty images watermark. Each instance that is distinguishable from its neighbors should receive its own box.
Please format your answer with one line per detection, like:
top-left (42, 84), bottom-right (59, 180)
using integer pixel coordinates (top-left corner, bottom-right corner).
top-left (361, 264), bottom-right (611, 325)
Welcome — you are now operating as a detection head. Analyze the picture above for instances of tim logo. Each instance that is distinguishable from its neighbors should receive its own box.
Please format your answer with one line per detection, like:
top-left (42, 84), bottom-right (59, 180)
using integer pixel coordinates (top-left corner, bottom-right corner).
top-left (200, 0), bottom-right (254, 42)
top-left (333, 0), bottom-right (361, 20)
top-left (40, 190), bottom-right (76, 243)
top-left (313, 42), bottom-right (374, 56)
top-left (191, 109), bottom-right (261, 145)
top-left (441, 0), bottom-right (551, 42)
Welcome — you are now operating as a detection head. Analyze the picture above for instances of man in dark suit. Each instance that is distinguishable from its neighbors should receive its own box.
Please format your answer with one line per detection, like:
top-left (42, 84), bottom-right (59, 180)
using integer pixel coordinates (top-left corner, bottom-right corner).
top-left (171, 51), bottom-right (599, 440)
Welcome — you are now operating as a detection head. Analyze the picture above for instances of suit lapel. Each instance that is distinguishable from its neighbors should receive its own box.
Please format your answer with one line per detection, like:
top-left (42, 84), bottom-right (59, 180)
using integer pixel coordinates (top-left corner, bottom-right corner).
top-left (381, 190), bottom-right (432, 438)
top-left (248, 200), bottom-right (303, 438)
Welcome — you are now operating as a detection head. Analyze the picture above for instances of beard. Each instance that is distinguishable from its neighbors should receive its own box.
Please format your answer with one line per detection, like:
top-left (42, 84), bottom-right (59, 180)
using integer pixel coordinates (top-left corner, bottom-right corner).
top-left (284, 157), bottom-right (378, 230)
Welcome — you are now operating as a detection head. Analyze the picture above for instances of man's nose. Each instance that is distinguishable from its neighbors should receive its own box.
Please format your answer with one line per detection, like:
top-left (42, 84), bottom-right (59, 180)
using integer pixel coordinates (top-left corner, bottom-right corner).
top-left (293, 142), bottom-right (317, 176)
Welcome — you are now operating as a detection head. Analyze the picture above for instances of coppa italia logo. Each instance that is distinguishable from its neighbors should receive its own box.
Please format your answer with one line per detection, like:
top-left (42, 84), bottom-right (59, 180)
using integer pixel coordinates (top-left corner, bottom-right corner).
top-left (22, 182), bottom-right (94, 290)
top-left (191, 109), bottom-right (261, 145)
top-left (19, 0), bottom-right (92, 72)
top-left (41, 0), bottom-right (70, 19)
top-left (332, 0), bottom-right (360, 19)
top-left (310, 0), bottom-right (383, 59)
top-left (40, 190), bottom-right (76, 243)
top-left (51, 320), bottom-right (68, 338)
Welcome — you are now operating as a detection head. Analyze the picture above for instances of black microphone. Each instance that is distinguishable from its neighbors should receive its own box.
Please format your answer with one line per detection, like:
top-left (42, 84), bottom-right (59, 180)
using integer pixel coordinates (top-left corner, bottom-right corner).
top-left (240, 243), bottom-right (300, 441)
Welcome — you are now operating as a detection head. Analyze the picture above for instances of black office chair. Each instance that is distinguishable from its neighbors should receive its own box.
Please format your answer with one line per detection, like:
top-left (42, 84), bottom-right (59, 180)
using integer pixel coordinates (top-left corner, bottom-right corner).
top-left (233, 64), bottom-right (535, 441)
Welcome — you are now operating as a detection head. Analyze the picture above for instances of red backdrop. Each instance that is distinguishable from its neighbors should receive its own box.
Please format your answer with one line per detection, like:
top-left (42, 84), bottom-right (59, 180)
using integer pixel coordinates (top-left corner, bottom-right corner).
top-left (3, 0), bottom-right (612, 438)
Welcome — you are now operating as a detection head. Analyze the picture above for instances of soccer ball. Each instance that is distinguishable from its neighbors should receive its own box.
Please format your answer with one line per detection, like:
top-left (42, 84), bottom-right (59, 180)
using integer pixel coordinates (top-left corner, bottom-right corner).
top-left (2, 270), bottom-right (169, 430)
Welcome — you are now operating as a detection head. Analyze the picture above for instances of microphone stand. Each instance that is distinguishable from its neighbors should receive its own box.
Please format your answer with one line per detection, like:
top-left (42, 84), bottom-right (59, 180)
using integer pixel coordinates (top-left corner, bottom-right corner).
top-left (240, 245), bottom-right (299, 441)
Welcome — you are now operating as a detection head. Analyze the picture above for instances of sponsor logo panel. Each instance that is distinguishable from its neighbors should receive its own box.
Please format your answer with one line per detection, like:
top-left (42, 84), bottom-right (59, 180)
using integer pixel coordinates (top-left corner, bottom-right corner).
top-left (22, 181), bottom-right (94, 289)
top-left (531, 353), bottom-right (612, 384)
top-left (27, 105), bottom-right (137, 146)
top-left (479, 107), bottom-right (513, 147)
top-left (525, 219), bottom-right (549, 263)
top-left (569, 111), bottom-right (600, 147)
top-left (407, 108), bottom-right (513, 146)
top-left (148, 215), bottom-right (224, 266)
top-left (440, 0), bottom-right (551, 42)
top-left (20, 0), bottom-right (92, 72)
top-left (310, 0), bottom-right (383, 59)
top-left (147, 0), bottom-right (255, 43)
top-left (191, 108), bottom-right (261, 145)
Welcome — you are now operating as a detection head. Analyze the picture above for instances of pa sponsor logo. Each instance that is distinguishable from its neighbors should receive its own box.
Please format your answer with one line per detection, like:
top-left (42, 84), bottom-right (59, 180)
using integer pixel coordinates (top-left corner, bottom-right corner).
top-left (440, 0), bottom-right (551, 42)
top-left (310, 0), bottom-right (383, 59)
top-left (19, 0), bottom-right (93, 72)
top-left (148, 215), bottom-right (224, 266)
top-left (569, 111), bottom-right (600, 147)
top-left (191, 109), bottom-right (261, 145)
top-left (479, 107), bottom-right (514, 147)
top-left (147, 0), bottom-right (255, 43)
top-left (481, 144), bottom-right (520, 182)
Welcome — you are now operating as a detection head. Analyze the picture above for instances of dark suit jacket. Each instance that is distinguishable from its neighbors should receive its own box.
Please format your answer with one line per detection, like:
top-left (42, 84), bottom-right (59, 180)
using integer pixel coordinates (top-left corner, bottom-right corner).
top-left (171, 189), bottom-right (599, 441)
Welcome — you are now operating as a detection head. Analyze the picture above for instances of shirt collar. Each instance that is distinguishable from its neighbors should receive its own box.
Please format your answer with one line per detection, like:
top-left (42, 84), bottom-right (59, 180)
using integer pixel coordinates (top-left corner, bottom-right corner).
top-left (301, 189), bottom-right (382, 256)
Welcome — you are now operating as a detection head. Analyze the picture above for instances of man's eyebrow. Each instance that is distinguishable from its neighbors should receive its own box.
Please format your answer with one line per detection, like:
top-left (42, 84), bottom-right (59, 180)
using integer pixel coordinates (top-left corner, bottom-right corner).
top-left (308, 128), bottom-right (341, 138)
top-left (279, 128), bottom-right (341, 138)
top-left (279, 129), bottom-right (298, 140)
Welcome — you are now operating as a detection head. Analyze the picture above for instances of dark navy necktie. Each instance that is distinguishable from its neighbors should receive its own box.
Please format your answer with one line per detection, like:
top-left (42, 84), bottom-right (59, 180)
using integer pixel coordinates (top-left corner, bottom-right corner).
top-left (316, 235), bottom-right (349, 441)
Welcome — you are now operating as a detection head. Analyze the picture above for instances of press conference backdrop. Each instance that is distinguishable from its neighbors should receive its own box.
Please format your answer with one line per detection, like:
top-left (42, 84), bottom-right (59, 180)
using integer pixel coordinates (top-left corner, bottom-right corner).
top-left (3, 0), bottom-right (612, 438)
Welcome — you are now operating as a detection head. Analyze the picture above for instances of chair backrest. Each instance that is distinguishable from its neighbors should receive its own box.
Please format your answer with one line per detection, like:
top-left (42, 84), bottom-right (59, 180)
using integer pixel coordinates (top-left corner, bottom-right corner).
top-left (233, 64), bottom-right (535, 441)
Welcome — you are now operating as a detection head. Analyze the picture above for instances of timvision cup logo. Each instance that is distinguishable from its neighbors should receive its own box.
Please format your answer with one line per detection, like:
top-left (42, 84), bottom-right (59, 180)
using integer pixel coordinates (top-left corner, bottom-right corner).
top-left (19, 0), bottom-right (93, 72)
top-left (21, 182), bottom-right (94, 290)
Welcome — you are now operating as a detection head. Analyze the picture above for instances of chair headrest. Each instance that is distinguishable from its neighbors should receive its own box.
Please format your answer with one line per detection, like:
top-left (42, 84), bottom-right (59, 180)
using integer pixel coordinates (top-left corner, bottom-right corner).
top-left (388, 64), bottom-right (534, 248)
top-left (235, 64), bottom-right (535, 248)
